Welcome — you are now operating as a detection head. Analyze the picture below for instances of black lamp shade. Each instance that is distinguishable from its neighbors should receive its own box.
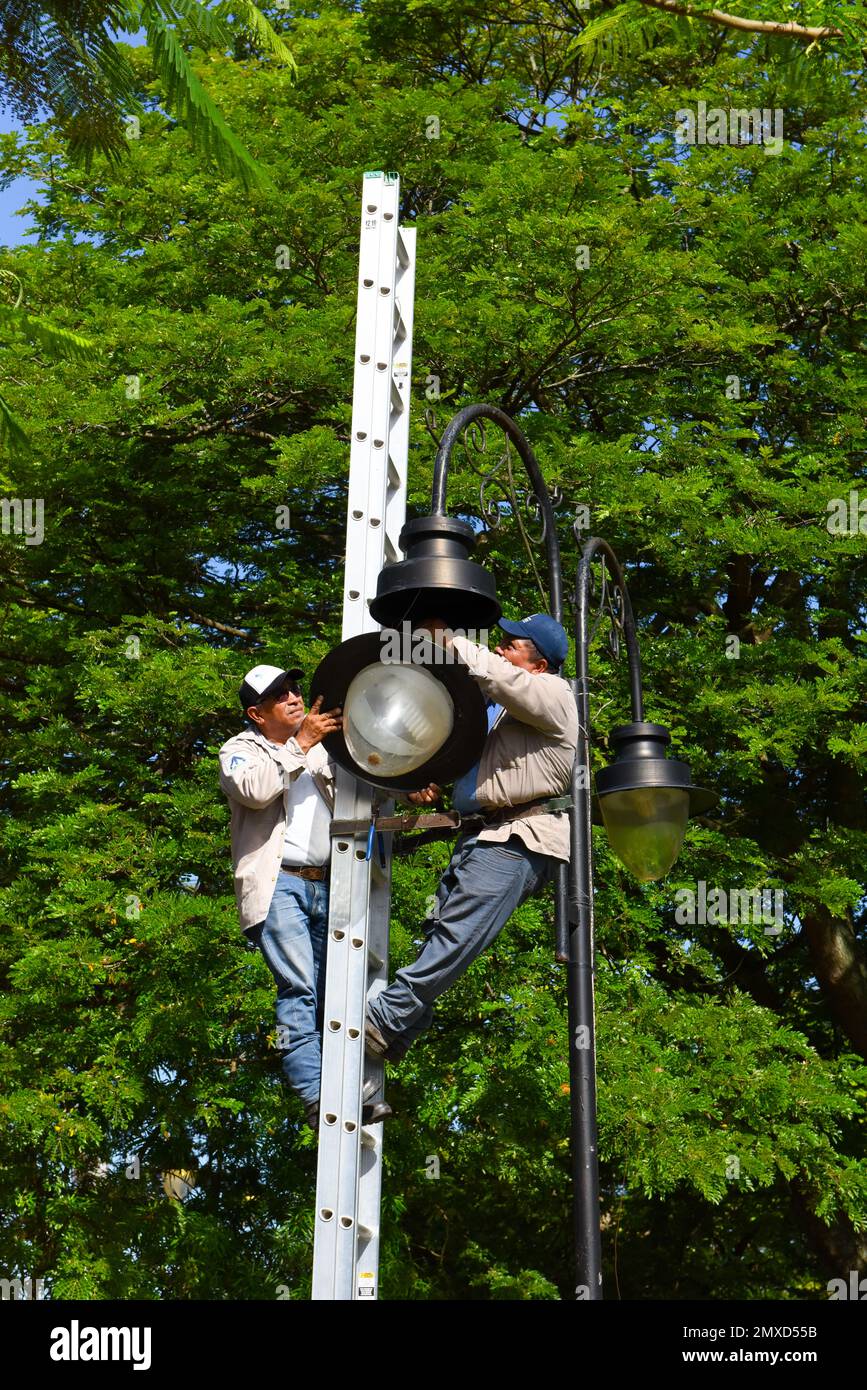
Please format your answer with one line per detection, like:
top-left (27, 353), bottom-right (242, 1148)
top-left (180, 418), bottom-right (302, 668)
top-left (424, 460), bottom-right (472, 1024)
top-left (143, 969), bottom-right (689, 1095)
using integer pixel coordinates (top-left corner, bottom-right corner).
top-left (594, 723), bottom-right (717, 815)
top-left (310, 631), bottom-right (488, 792)
top-left (369, 514), bottom-right (501, 632)
top-left (592, 723), bottom-right (717, 881)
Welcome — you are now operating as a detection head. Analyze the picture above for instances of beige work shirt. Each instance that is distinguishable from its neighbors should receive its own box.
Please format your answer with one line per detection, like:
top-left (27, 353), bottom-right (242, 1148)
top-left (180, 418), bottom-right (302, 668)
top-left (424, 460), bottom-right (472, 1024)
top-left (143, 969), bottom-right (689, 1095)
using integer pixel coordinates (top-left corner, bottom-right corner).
top-left (449, 633), bottom-right (579, 861)
top-left (218, 726), bottom-right (335, 934)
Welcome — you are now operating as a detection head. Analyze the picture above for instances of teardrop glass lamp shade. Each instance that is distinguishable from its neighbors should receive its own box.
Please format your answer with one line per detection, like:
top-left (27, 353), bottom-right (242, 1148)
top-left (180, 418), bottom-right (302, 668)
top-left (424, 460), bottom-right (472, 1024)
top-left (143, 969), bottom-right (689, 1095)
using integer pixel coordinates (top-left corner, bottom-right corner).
top-left (599, 786), bottom-right (690, 882)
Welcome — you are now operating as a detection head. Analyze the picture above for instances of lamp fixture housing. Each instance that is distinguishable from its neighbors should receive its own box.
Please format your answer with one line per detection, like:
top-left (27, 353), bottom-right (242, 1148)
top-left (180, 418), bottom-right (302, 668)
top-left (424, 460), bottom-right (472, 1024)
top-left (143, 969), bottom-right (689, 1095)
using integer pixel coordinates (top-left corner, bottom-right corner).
top-left (310, 631), bottom-right (488, 792)
top-left (368, 514), bottom-right (502, 632)
top-left (594, 722), bottom-right (717, 881)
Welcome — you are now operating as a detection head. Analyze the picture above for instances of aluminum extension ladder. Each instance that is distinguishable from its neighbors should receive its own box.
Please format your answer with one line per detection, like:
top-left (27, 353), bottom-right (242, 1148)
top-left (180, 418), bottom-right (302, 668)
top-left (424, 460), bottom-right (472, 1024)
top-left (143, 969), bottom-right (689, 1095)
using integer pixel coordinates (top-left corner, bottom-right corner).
top-left (311, 172), bottom-right (416, 1300)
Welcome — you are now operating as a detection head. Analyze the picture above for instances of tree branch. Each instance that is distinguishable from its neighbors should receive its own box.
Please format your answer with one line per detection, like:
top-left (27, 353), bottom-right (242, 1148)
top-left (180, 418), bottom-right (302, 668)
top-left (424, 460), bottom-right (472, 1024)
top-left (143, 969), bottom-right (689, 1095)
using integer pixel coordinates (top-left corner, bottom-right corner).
top-left (802, 905), bottom-right (867, 1061)
top-left (637, 0), bottom-right (843, 42)
top-left (185, 610), bottom-right (252, 639)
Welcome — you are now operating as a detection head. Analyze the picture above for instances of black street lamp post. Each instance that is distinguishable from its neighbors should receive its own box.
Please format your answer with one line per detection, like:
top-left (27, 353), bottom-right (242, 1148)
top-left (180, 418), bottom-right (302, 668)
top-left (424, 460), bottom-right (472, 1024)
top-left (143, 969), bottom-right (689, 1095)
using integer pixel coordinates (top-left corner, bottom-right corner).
top-left (570, 538), bottom-right (717, 1297)
top-left (314, 403), bottom-right (715, 1300)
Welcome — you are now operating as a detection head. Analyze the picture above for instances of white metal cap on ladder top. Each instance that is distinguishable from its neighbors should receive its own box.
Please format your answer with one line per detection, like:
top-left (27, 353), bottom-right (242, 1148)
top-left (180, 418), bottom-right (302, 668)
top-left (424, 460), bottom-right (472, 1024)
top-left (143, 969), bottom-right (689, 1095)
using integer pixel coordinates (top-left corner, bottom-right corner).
top-left (311, 173), bottom-right (415, 1301)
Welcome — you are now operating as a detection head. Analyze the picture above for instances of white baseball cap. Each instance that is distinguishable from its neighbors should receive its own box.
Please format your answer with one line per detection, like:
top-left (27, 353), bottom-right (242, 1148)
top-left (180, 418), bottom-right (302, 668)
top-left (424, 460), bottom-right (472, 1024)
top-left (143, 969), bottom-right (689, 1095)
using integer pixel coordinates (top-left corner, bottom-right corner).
top-left (239, 663), bottom-right (303, 710)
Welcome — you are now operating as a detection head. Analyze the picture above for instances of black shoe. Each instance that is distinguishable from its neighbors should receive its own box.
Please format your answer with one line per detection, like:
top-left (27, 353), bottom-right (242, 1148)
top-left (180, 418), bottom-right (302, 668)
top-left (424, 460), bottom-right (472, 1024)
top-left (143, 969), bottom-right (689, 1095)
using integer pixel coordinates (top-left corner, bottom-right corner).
top-left (362, 1100), bottom-right (393, 1124)
top-left (304, 1102), bottom-right (319, 1131)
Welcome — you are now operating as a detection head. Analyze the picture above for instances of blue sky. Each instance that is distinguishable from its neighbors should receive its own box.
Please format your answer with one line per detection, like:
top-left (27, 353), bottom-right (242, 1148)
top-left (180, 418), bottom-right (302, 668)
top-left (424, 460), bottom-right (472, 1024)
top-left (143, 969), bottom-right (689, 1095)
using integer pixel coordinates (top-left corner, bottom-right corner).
top-left (0, 26), bottom-right (146, 249)
top-left (0, 107), bottom-right (38, 248)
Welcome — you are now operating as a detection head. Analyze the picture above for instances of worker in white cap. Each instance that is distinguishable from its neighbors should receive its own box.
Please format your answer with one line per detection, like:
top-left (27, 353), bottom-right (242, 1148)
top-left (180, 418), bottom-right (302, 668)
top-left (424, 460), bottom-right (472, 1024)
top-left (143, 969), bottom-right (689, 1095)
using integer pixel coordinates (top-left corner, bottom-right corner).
top-left (219, 664), bottom-right (391, 1131)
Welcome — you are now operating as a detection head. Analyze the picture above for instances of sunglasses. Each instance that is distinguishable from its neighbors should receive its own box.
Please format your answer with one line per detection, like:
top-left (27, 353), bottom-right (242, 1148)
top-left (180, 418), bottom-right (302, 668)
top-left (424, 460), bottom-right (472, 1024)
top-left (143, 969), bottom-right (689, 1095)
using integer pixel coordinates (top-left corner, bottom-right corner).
top-left (269, 682), bottom-right (302, 702)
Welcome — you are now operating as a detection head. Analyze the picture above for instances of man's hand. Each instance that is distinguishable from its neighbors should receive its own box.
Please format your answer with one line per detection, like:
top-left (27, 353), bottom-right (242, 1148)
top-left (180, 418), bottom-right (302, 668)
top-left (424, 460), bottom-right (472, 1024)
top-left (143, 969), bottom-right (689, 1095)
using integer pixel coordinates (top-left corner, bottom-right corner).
top-left (295, 694), bottom-right (342, 752)
top-left (406, 782), bottom-right (442, 806)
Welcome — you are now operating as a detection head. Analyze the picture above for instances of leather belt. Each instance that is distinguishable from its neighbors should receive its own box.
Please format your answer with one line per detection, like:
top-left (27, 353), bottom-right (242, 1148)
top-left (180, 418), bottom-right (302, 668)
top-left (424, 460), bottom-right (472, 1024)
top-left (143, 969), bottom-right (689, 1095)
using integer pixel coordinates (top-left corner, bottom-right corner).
top-left (331, 796), bottom-right (570, 857)
top-left (410, 798), bottom-right (560, 845)
top-left (330, 796), bottom-right (567, 839)
top-left (281, 865), bottom-right (328, 881)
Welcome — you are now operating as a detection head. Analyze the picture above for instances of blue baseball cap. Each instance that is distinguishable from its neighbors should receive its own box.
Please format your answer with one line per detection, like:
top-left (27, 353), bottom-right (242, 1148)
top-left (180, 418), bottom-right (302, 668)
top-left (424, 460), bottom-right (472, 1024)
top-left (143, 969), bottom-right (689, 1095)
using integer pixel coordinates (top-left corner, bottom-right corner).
top-left (498, 614), bottom-right (569, 670)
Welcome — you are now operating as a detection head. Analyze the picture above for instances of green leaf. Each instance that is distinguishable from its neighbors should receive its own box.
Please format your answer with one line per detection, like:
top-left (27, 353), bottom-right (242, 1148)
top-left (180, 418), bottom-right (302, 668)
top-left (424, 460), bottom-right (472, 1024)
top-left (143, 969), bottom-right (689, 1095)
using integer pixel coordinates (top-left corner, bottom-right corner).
top-left (0, 388), bottom-right (31, 456)
top-left (0, 305), bottom-right (97, 363)
top-left (146, 15), bottom-right (275, 192)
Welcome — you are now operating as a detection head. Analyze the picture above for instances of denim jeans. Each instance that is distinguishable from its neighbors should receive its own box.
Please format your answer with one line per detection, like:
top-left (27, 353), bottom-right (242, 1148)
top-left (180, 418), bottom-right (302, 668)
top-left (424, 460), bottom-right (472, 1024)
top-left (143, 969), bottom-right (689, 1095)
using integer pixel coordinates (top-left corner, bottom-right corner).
top-left (367, 834), bottom-right (551, 1053)
top-left (247, 871), bottom-right (329, 1109)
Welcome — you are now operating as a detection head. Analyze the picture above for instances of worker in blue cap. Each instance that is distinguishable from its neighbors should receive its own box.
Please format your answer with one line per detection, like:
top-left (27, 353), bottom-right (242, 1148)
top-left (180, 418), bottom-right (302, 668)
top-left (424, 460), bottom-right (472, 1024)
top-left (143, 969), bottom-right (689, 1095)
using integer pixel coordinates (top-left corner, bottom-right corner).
top-left (366, 613), bottom-right (577, 1063)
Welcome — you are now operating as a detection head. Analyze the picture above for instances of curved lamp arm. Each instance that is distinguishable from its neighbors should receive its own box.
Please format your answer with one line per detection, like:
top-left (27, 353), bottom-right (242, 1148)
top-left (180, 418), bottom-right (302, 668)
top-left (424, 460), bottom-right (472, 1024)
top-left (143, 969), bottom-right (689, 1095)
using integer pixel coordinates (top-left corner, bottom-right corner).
top-left (575, 536), bottom-right (644, 724)
top-left (430, 402), bottom-right (564, 624)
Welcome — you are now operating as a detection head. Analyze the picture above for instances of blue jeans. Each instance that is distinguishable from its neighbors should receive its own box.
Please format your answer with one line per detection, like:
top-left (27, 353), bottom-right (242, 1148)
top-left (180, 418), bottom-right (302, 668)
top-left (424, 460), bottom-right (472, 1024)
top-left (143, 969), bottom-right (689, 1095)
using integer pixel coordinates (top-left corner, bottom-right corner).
top-left (248, 871), bottom-right (329, 1109)
top-left (368, 834), bottom-right (551, 1053)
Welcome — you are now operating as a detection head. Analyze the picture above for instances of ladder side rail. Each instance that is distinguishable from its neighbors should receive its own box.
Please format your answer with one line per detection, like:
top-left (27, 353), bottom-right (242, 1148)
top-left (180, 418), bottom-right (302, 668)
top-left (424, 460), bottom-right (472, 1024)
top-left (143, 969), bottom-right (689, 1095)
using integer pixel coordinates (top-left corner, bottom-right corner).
top-left (312, 172), bottom-right (408, 1300)
top-left (354, 220), bottom-right (416, 1297)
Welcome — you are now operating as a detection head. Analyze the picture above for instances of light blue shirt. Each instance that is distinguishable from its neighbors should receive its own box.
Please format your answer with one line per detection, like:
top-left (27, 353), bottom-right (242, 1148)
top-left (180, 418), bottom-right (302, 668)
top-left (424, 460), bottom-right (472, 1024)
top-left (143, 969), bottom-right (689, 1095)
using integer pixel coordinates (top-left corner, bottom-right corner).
top-left (451, 701), bottom-right (503, 813)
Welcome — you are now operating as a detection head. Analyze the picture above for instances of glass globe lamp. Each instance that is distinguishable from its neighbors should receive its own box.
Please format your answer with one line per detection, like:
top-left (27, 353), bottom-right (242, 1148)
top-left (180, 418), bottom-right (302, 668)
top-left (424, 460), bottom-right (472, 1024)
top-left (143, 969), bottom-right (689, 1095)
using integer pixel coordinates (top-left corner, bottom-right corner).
top-left (342, 662), bottom-right (455, 778)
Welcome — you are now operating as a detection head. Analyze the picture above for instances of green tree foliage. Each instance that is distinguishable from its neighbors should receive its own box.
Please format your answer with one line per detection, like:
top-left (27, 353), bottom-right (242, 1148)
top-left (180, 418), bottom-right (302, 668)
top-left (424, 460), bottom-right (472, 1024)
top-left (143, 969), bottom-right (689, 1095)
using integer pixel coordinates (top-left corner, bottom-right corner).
top-left (0, 1), bottom-right (294, 177)
top-left (573, 0), bottom-right (860, 70)
top-left (0, 2), bottom-right (296, 452)
top-left (0, 1), bottom-right (864, 1298)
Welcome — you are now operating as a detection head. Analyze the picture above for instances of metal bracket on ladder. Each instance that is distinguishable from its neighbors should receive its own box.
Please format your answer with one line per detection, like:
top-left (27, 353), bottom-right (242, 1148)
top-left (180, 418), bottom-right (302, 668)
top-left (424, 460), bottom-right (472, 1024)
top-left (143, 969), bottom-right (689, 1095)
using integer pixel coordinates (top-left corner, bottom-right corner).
top-left (311, 172), bottom-right (416, 1301)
